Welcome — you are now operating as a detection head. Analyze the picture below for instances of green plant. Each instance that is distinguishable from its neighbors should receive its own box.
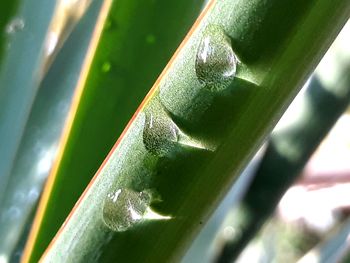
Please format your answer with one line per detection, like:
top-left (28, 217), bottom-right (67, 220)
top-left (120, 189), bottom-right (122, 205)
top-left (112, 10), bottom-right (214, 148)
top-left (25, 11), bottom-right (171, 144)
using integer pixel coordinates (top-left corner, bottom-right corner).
top-left (0, 0), bottom-right (349, 262)
top-left (215, 25), bottom-right (350, 262)
top-left (22, 0), bottom-right (203, 262)
top-left (36, 0), bottom-right (350, 262)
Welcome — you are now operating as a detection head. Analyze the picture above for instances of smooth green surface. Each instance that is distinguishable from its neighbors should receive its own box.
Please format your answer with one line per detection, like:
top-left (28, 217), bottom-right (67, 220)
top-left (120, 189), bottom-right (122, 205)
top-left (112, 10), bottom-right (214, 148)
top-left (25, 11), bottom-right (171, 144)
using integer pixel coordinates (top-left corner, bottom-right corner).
top-left (42, 0), bottom-right (350, 262)
top-left (0, 1), bottom-right (103, 260)
top-left (0, 0), bottom-right (57, 206)
top-left (182, 151), bottom-right (264, 263)
top-left (27, 0), bottom-right (203, 261)
top-left (215, 23), bottom-right (350, 263)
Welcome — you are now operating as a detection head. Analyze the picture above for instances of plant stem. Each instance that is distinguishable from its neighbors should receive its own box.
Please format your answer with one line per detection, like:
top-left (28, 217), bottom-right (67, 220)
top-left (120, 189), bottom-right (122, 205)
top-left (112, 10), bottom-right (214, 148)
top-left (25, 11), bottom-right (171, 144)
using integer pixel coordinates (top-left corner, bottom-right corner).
top-left (23, 0), bottom-right (204, 262)
top-left (215, 21), bottom-right (350, 263)
top-left (41, 0), bottom-right (350, 262)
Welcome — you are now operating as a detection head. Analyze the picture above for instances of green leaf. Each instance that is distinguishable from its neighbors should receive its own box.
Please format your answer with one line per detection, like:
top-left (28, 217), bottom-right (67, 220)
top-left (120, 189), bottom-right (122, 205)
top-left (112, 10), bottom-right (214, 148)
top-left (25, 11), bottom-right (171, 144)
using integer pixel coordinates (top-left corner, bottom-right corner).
top-left (39, 0), bottom-right (350, 262)
top-left (0, 0), bottom-right (57, 205)
top-left (23, 0), bottom-right (203, 262)
top-left (215, 21), bottom-right (350, 263)
top-left (182, 150), bottom-right (264, 263)
top-left (0, 0), bottom-right (92, 204)
top-left (0, 0), bottom-right (103, 260)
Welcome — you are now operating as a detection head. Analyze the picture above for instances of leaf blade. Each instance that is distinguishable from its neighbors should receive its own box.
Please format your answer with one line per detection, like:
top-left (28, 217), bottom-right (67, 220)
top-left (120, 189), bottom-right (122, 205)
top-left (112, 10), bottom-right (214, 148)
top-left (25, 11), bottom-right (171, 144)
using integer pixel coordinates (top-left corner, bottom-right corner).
top-left (40, 0), bottom-right (350, 262)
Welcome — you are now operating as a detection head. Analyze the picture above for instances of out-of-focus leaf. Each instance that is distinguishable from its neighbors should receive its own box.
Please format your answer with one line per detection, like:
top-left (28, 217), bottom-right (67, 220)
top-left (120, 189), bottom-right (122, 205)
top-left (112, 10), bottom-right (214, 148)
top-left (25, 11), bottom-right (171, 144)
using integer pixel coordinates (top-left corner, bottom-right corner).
top-left (23, 0), bottom-right (203, 262)
top-left (41, 0), bottom-right (92, 74)
top-left (0, 1), bottom-right (103, 261)
top-left (298, 217), bottom-right (350, 263)
top-left (0, 0), bottom-right (58, 206)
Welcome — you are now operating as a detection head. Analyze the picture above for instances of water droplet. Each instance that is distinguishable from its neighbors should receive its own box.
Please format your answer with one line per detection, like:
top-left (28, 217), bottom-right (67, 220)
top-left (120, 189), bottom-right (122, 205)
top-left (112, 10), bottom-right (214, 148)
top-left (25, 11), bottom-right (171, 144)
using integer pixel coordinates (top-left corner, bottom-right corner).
top-left (195, 24), bottom-right (237, 91)
top-left (143, 101), bottom-right (214, 156)
top-left (143, 109), bottom-right (180, 156)
top-left (103, 188), bottom-right (151, 232)
top-left (143, 114), bottom-right (213, 156)
top-left (101, 62), bottom-right (111, 73)
top-left (5, 18), bottom-right (25, 34)
top-left (145, 34), bottom-right (156, 44)
top-left (103, 188), bottom-right (170, 231)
